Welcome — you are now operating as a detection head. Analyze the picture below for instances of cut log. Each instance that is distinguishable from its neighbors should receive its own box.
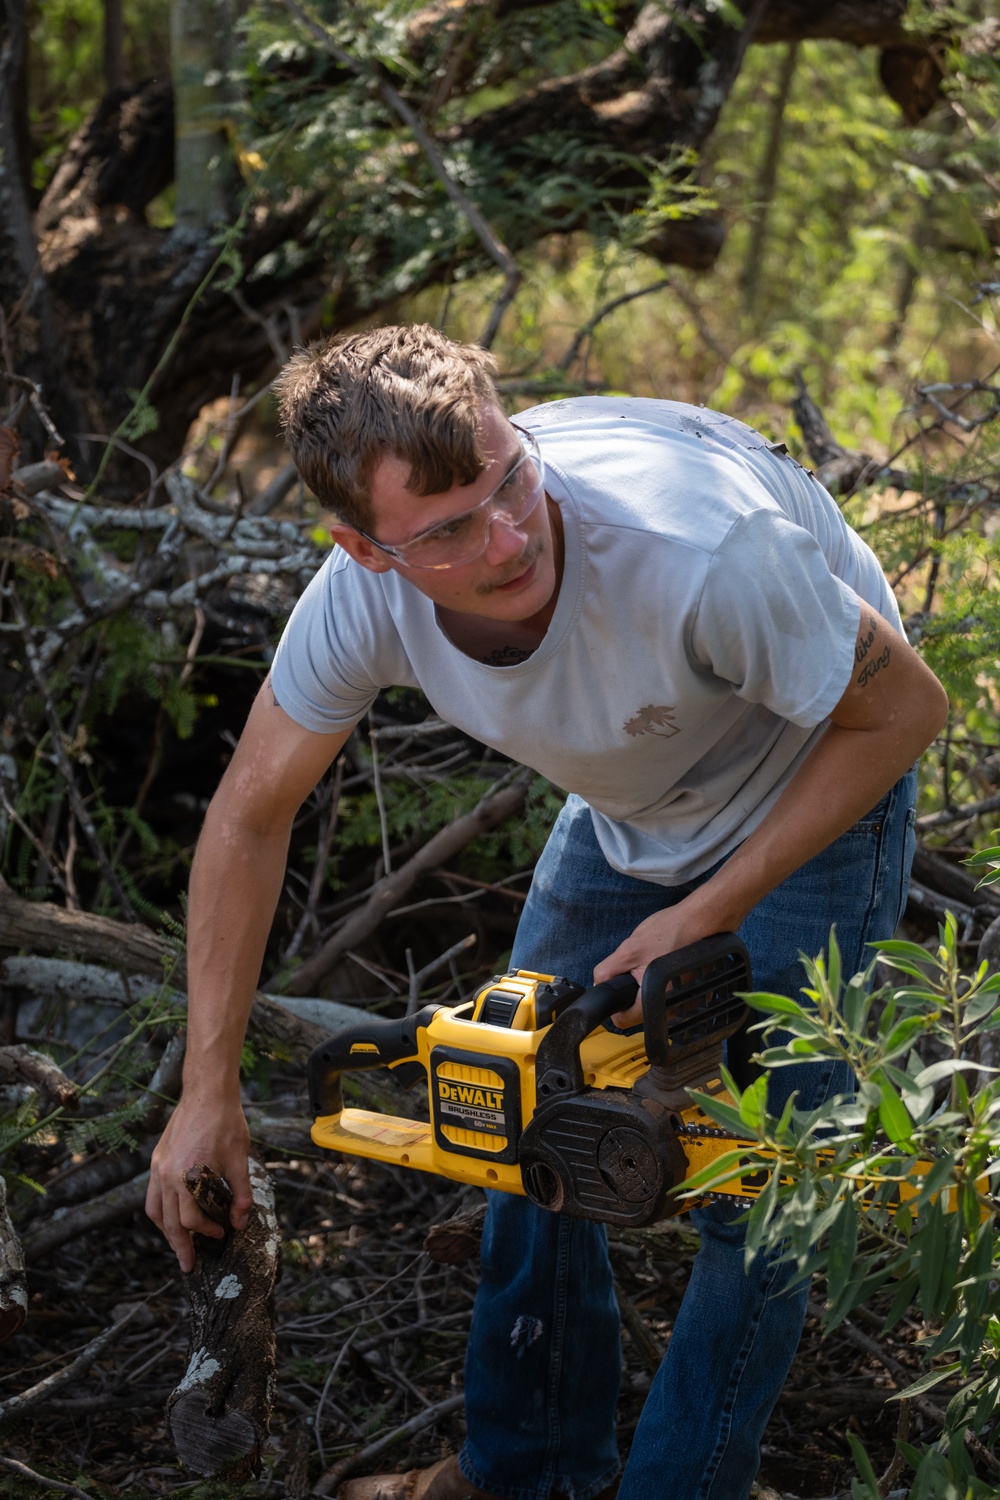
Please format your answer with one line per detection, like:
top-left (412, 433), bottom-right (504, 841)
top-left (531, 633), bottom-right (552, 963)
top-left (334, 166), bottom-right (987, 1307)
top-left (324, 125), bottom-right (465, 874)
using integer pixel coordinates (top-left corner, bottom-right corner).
top-left (0, 1173), bottom-right (27, 1344)
top-left (167, 1159), bottom-right (279, 1480)
top-left (0, 882), bottom-right (180, 981)
top-left (0, 1044), bottom-right (78, 1112)
top-left (423, 1201), bottom-right (487, 1264)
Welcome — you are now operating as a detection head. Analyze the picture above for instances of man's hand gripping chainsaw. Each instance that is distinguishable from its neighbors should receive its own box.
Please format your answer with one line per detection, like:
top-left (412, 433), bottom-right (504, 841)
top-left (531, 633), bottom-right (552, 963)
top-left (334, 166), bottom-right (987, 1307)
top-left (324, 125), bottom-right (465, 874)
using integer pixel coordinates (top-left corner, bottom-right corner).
top-left (308, 934), bottom-right (760, 1227)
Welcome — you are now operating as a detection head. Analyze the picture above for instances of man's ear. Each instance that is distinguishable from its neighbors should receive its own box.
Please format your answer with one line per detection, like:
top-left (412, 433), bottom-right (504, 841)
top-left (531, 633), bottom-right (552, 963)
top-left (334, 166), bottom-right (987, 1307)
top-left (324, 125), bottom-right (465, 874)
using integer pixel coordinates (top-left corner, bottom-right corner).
top-left (327, 522), bottom-right (394, 573)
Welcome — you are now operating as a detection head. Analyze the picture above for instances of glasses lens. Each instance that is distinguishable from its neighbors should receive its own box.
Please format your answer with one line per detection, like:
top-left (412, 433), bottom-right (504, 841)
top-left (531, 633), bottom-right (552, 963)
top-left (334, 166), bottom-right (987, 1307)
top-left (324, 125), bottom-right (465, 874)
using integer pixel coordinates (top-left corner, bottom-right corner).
top-left (401, 441), bottom-right (543, 569)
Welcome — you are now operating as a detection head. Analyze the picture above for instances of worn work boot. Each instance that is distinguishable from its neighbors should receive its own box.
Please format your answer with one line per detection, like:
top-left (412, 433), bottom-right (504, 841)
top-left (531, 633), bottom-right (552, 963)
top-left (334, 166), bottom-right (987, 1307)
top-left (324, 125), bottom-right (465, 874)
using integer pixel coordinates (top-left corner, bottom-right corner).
top-left (337, 1454), bottom-right (620, 1500)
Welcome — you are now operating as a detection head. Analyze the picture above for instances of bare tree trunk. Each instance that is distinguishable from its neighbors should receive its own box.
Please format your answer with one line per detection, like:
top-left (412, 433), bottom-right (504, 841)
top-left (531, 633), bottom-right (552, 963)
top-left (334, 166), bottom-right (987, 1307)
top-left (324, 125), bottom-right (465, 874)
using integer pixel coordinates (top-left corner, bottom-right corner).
top-left (742, 41), bottom-right (799, 317)
top-left (103, 0), bottom-right (125, 92)
top-left (170, 0), bottom-right (241, 232)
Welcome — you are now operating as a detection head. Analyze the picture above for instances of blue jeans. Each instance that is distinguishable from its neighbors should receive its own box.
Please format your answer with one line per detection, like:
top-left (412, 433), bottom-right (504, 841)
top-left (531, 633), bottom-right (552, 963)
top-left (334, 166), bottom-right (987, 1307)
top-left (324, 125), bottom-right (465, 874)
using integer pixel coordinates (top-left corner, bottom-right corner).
top-left (458, 772), bottom-right (917, 1500)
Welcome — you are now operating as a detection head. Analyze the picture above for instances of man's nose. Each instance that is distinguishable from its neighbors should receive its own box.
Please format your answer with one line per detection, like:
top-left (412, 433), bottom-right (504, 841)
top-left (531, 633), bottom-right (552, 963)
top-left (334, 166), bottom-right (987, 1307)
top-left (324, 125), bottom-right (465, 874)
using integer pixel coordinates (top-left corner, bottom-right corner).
top-left (483, 508), bottom-right (528, 561)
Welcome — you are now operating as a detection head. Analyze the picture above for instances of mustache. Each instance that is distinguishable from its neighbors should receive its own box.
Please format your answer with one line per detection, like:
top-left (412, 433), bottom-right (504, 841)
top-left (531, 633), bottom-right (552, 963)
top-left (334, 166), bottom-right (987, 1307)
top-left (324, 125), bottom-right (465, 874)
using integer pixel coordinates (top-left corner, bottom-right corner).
top-left (477, 538), bottom-right (544, 596)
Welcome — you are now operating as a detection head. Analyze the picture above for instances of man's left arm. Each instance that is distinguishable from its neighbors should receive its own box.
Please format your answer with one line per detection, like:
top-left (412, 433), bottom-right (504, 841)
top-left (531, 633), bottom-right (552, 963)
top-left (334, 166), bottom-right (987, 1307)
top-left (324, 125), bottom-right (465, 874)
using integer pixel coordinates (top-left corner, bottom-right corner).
top-left (595, 603), bottom-right (948, 1025)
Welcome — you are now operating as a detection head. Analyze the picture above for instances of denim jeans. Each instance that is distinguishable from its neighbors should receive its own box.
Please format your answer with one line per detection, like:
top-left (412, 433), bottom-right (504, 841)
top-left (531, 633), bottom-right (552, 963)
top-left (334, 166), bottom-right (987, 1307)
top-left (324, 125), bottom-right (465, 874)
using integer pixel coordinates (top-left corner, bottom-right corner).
top-left (458, 771), bottom-right (917, 1500)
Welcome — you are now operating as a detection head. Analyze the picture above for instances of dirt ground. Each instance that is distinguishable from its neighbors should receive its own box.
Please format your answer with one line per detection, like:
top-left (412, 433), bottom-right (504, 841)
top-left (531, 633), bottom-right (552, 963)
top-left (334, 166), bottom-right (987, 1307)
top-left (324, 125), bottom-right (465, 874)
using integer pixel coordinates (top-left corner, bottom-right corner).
top-left (0, 1101), bottom-right (939, 1500)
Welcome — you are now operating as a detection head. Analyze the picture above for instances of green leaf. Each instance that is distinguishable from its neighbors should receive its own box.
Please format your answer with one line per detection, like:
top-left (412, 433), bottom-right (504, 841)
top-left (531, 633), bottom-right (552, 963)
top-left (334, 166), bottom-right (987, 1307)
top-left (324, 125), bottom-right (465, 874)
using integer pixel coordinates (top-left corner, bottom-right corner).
top-left (827, 927), bottom-right (842, 1004)
top-left (741, 990), bottom-right (809, 1016)
top-left (962, 846), bottom-right (1000, 867)
top-left (875, 939), bottom-right (936, 965)
top-left (826, 1196), bottom-right (858, 1310)
top-left (738, 1075), bottom-right (768, 1132)
top-left (888, 1359), bottom-right (962, 1401)
top-left (914, 1058), bottom-right (993, 1089)
top-left (685, 1090), bottom-right (747, 1137)
top-left (846, 1433), bottom-right (880, 1497)
top-left (877, 1082), bottom-right (914, 1145)
top-left (879, 1014), bottom-right (930, 1060)
top-left (841, 973), bottom-right (873, 1036)
top-left (918, 1202), bottom-right (950, 1321)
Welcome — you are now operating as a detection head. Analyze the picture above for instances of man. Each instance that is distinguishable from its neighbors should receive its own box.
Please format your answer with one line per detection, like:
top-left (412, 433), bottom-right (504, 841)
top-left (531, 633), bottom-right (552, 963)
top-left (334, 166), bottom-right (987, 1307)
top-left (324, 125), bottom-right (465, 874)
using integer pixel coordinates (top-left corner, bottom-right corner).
top-left (148, 324), bottom-right (947, 1500)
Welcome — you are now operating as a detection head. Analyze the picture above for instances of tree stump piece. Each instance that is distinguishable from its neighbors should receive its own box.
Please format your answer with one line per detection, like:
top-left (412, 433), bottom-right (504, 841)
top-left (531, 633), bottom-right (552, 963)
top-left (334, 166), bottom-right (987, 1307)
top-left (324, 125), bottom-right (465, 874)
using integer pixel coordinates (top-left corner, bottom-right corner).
top-left (0, 1173), bottom-right (27, 1343)
top-left (423, 1200), bottom-right (487, 1264)
top-left (167, 1158), bottom-right (279, 1479)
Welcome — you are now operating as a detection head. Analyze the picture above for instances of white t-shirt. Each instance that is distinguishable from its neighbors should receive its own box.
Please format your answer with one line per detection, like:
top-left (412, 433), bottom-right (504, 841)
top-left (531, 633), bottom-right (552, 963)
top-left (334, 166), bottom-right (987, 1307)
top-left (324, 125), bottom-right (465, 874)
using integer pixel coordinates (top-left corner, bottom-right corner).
top-left (270, 398), bottom-right (900, 884)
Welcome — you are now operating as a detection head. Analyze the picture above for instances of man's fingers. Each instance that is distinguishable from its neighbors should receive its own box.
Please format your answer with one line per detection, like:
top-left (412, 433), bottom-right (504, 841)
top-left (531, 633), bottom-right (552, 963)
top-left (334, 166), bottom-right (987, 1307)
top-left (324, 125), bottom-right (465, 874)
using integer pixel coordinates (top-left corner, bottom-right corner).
top-left (612, 997), bottom-right (644, 1030)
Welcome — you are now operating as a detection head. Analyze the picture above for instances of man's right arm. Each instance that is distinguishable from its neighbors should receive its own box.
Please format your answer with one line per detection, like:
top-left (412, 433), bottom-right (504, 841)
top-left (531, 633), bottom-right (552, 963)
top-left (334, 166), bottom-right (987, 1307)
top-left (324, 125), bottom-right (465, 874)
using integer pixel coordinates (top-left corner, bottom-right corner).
top-left (146, 677), bottom-right (354, 1270)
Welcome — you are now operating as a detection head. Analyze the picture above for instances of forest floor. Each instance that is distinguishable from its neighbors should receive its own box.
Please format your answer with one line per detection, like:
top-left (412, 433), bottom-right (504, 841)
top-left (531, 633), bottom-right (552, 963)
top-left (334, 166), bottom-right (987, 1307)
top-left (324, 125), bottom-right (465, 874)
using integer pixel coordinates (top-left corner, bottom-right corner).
top-left (0, 1077), bottom-right (935, 1500)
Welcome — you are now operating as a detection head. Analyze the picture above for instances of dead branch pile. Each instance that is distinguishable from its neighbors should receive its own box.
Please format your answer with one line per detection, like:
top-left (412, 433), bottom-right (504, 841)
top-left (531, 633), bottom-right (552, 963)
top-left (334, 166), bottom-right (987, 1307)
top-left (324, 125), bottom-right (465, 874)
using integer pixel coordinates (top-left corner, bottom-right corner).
top-left (2, 370), bottom-right (1000, 1496)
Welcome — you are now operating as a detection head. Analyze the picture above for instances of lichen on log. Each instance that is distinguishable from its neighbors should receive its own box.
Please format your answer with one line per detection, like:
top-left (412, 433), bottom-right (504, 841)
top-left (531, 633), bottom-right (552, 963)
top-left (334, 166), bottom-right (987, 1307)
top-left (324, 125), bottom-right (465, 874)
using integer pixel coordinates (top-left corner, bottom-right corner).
top-left (167, 1158), bottom-right (279, 1480)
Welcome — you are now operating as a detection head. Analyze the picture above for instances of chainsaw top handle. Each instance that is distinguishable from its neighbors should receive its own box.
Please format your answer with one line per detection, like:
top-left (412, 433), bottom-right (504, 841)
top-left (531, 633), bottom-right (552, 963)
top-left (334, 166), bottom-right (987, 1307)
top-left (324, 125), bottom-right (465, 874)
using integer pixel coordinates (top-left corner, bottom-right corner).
top-left (533, 932), bottom-right (750, 1108)
top-left (640, 932), bottom-right (752, 1071)
top-left (307, 1004), bottom-right (442, 1117)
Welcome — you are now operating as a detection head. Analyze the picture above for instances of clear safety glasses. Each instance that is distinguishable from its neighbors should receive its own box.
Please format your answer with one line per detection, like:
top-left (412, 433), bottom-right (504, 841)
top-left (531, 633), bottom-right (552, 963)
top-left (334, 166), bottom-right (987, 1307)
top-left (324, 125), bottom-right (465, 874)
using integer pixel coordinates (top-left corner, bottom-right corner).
top-left (357, 425), bottom-right (545, 571)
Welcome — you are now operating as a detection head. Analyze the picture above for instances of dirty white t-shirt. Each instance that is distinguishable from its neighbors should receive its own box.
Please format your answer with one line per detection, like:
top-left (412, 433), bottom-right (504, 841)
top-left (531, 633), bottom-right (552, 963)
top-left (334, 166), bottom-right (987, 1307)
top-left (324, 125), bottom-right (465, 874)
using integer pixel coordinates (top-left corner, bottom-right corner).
top-left (270, 398), bottom-right (900, 884)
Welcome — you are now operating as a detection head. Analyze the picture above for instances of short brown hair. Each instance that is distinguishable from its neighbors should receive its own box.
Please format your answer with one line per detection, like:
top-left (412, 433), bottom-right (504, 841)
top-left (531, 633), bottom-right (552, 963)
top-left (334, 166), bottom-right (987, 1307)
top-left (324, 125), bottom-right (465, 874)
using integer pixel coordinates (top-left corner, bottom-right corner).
top-left (276, 325), bottom-right (500, 532)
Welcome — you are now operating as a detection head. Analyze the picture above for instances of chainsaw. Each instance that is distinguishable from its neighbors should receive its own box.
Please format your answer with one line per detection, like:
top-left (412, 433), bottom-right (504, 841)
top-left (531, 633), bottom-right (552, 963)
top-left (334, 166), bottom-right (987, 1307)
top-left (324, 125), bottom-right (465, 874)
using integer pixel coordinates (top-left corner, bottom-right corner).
top-left (309, 930), bottom-right (984, 1228)
top-left (308, 933), bottom-right (765, 1227)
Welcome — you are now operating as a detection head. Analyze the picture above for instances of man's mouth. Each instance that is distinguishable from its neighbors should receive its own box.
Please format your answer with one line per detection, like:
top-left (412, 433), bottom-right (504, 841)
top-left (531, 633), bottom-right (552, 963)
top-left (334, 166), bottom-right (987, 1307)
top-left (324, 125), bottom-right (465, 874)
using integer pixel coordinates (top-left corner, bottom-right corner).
top-left (480, 541), bottom-right (543, 596)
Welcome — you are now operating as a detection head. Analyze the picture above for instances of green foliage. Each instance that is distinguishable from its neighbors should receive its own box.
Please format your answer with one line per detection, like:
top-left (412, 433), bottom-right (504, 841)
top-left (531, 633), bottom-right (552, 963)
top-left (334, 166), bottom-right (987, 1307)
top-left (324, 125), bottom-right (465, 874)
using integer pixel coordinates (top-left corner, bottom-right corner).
top-left (689, 920), bottom-right (1000, 1494)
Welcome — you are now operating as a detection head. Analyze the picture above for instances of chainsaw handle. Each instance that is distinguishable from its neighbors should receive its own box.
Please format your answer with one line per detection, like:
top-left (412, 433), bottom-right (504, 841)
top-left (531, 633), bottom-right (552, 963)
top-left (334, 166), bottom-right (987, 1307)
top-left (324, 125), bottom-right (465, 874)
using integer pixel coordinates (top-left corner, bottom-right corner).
top-left (307, 1004), bottom-right (441, 1116)
top-left (640, 932), bottom-right (752, 1068)
top-left (534, 973), bottom-right (638, 1105)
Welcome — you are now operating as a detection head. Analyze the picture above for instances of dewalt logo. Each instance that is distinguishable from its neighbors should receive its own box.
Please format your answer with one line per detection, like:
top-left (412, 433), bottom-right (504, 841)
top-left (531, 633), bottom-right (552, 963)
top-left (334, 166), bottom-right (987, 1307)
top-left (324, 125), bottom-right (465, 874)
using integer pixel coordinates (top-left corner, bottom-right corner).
top-left (437, 1081), bottom-right (504, 1111)
top-left (350, 1042), bottom-right (380, 1055)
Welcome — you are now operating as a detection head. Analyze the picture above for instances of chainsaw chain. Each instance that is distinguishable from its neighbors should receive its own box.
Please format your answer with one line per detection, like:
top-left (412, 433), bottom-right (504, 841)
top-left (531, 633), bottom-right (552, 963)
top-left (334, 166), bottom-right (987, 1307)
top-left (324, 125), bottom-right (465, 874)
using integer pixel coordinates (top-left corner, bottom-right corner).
top-left (677, 1121), bottom-right (757, 1207)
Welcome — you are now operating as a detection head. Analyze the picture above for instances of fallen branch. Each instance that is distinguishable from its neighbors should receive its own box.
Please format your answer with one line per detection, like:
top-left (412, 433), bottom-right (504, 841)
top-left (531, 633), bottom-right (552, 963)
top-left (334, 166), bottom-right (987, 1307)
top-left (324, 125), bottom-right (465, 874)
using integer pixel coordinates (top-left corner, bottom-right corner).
top-left (280, 772), bottom-right (532, 996)
top-left (0, 1043), bottom-right (78, 1111)
top-left (0, 1301), bottom-right (144, 1420)
top-left (22, 1172), bottom-right (151, 1261)
top-left (0, 1455), bottom-right (93, 1500)
top-left (313, 1391), bottom-right (466, 1495)
top-left (167, 1159), bottom-right (280, 1480)
top-left (0, 880), bottom-right (179, 980)
top-left (0, 1172), bottom-right (26, 1344)
top-left (0, 942), bottom-right (364, 1060)
top-left (916, 790), bottom-right (1000, 831)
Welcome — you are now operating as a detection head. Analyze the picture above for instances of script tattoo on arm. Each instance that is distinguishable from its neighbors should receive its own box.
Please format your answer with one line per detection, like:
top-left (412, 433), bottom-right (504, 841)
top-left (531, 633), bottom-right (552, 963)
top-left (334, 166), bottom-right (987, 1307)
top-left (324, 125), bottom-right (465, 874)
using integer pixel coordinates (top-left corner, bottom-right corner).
top-left (855, 615), bottom-right (878, 664)
top-left (857, 643), bottom-right (891, 687)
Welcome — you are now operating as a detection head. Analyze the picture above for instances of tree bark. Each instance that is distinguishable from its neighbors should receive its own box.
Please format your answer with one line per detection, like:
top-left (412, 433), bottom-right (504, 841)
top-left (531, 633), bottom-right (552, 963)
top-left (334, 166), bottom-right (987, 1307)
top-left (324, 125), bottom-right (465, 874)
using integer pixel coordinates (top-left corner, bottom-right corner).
top-left (170, 0), bottom-right (242, 232)
top-left (0, 1045), bottom-right (78, 1112)
top-left (167, 1159), bottom-right (279, 1480)
top-left (742, 41), bottom-right (799, 316)
top-left (0, 1173), bottom-right (27, 1344)
top-left (103, 0), bottom-right (125, 92)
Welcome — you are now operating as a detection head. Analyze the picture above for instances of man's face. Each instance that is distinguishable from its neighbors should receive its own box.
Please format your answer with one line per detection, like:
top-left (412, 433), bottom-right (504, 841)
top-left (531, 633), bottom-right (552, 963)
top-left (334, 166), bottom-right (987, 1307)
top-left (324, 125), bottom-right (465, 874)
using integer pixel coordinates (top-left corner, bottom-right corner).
top-left (329, 403), bottom-right (563, 629)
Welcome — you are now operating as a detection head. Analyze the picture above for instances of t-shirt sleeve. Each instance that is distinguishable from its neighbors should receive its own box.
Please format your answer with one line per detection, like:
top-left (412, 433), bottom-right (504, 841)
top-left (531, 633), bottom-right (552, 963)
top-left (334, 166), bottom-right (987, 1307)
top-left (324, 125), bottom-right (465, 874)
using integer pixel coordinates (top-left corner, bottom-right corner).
top-left (269, 554), bottom-right (386, 734)
top-left (688, 508), bottom-right (860, 729)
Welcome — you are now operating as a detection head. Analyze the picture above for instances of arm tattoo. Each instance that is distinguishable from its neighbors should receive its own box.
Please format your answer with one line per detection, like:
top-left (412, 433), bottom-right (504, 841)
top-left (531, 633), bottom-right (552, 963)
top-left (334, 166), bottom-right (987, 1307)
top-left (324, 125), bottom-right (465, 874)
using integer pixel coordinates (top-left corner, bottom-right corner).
top-left (855, 615), bottom-right (878, 664)
top-left (856, 644), bottom-right (891, 687)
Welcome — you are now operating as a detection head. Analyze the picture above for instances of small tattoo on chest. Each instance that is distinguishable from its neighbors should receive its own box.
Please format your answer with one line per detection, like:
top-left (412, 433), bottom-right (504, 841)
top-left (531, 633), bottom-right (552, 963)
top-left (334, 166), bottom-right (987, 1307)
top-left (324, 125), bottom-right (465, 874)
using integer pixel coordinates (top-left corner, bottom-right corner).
top-left (483, 645), bottom-right (534, 667)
